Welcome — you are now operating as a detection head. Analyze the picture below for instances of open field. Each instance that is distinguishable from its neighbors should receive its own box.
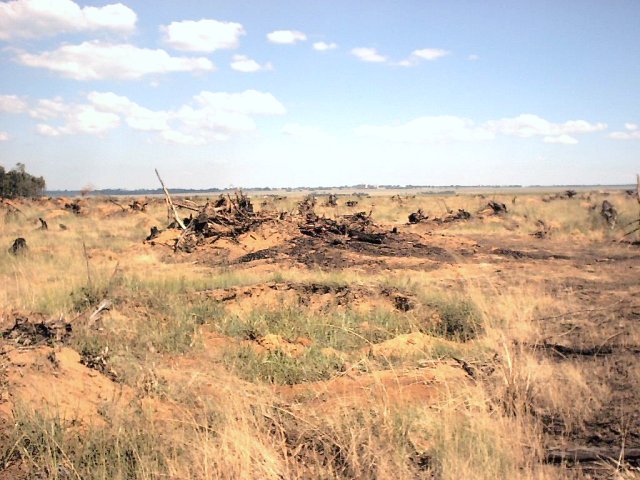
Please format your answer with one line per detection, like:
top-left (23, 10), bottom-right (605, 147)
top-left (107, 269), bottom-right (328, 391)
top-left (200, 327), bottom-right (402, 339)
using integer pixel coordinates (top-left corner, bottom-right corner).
top-left (0, 189), bottom-right (639, 479)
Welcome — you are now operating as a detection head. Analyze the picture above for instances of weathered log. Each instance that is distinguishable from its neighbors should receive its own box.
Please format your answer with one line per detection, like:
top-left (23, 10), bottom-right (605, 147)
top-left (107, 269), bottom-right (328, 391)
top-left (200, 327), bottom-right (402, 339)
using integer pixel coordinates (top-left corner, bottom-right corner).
top-left (545, 447), bottom-right (640, 464)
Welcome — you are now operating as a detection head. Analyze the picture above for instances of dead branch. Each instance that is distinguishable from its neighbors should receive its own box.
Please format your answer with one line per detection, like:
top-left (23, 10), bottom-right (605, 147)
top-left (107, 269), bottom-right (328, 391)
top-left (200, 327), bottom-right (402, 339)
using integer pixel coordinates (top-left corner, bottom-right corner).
top-left (155, 168), bottom-right (186, 230)
top-left (107, 198), bottom-right (126, 212)
top-left (545, 446), bottom-right (640, 464)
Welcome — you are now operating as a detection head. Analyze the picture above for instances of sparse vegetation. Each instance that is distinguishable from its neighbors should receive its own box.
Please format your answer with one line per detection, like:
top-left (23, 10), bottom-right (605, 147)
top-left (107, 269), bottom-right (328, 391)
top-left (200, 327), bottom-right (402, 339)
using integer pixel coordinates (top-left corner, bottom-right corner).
top-left (0, 189), bottom-right (638, 479)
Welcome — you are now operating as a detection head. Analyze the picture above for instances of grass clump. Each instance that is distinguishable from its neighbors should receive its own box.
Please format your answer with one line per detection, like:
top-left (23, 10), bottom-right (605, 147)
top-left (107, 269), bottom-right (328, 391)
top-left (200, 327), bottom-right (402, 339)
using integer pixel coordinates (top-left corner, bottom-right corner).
top-left (222, 346), bottom-right (344, 385)
top-left (217, 306), bottom-right (416, 351)
top-left (422, 294), bottom-right (483, 341)
top-left (1, 407), bottom-right (176, 480)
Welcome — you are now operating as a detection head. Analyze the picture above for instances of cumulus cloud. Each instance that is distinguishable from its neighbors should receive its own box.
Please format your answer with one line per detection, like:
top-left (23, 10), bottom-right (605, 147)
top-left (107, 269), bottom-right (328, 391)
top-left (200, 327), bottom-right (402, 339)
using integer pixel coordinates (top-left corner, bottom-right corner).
top-left (15, 41), bottom-right (214, 80)
top-left (267, 30), bottom-right (306, 44)
top-left (25, 89), bottom-right (285, 145)
top-left (485, 114), bottom-right (607, 140)
top-left (313, 41), bottom-right (337, 51)
top-left (397, 48), bottom-right (450, 66)
top-left (0, 131), bottom-right (9, 141)
top-left (356, 116), bottom-right (494, 143)
top-left (230, 54), bottom-right (272, 73)
top-left (609, 122), bottom-right (640, 140)
top-left (36, 124), bottom-right (61, 136)
top-left (356, 114), bottom-right (606, 144)
top-left (543, 134), bottom-right (578, 144)
top-left (282, 123), bottom-right (328, 140)
top-left (0, 0), bottom-right (136, 40)
top-left (0, 94), bottom-right (28, 113)
top-left (351, 47), bottom-right (387, 63)
top-left (162, 19), bottom-right (245, 52)
top-left (88, 91), bottom-right (169, 131)
top-left (35, 103), bottom-right (120, 136)
top-left (413, 48), bottom-right (450, 61)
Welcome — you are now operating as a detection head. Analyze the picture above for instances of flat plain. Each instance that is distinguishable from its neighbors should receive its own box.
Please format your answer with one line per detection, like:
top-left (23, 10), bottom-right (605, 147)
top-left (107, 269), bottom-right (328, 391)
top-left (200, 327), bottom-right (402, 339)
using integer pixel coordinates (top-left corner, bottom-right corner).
top-left (1, 189), bottom-right (639, 479)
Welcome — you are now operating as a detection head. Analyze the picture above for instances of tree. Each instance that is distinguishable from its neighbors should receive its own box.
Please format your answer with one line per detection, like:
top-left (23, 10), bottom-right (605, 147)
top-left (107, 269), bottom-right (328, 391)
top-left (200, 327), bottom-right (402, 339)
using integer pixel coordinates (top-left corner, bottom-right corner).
top-left (0, 163), bottom-right (46, 198)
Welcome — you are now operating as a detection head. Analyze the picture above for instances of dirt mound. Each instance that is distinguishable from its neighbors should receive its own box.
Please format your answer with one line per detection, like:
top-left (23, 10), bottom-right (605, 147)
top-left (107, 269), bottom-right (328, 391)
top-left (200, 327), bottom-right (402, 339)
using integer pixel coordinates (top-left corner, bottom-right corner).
top-left (0, 346), bottom-right (129, 424)
top-left (198, 281), bottom-right (418, 314)
top-left (276, 362), bottom-right (467, 409)
top-left (0, 344), bottom-right (184, 428)
top-left (367, 332), bottom-right (464, 360)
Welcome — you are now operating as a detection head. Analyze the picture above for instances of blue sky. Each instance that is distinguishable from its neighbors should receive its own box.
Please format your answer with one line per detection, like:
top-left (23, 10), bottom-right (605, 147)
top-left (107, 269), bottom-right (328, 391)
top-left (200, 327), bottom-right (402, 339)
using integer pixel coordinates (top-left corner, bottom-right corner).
top-left (0, 0), bottom-right (638, 189)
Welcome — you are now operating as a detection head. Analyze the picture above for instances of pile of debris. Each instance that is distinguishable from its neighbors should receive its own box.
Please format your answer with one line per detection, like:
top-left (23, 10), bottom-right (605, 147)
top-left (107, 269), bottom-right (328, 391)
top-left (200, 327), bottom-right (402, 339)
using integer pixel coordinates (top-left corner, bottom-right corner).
top-left (436, 209), bottom-right (471, 223)
top-left (299, 210), bottom-right (385, 244)
top-left (407, 208), bottom-right (472, 224)
top-left (531, 219), bottom-right (552, 239)
top-left (408, 209), bottom-right (427, 224)
top-left (2, 314), bottom-right (72, 347)
top-left (64, 199), bottom-right (84, 215)
top-left (324, 194), bottom-right (338, 207)
top-left (297, 195), bottom-right (316, 215)
top-left (129, 199), bottom-right (148, 211)
top-left (542, 190), bottom-right (579, 202)
top-left (478, 201), bottom-right (507, 216)
top-left (170, 192), bottom-right (276, 251)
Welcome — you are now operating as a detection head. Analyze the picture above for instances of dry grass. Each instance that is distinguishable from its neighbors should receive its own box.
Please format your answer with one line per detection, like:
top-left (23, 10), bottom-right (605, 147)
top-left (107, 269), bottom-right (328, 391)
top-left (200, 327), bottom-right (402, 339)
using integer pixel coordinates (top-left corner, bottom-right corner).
top-left (0, 191), bottom-right (637, 479)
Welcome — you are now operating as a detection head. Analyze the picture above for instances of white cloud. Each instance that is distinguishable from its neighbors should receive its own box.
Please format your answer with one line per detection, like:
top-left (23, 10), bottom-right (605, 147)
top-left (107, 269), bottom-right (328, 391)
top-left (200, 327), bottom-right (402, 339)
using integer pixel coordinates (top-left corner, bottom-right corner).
top-left (398, 48), bottom-right (450, 67)
top-left (0, 131), bottom-right (9, 141)
top-left (608, 122), bottom-right (640, 139)
top-left (29, 97), bottom-right (67, 119)
top-left (313, 41), bottom-right (337, 51)
top-left (356, 114), bottom-right (606, 144)
top-left (351, 47), bottom-right (387, 63)
top-left (609, 130), bottom-right (640, 140)
top-left (468, 54), bottom-right (480, 61)
top-left (356, 116), bottom-right (494, 143)
top-left (543, 134), bottom-right (578, 144)
top-left (0, 0), bottom-right (136, 40)
top-left (267, 30), bottom-right (307, 44)
top-left (0, 94), bottom-right (28, 113)
top-left (282, 123), bottom-right (328, 140)
top-left (88, 91), bottom-right (169, 131)
top-left (26, 89), bottom-right (286, 145)
top-left (413, 48), bottom-right (450, 61)
top-left (485, 114), bottom-right (607, 138)
top-left (162, 19), bottom-right (245, 52)
top-left (36, 124), bottom-right (61, 136)
top-left (15, 41), bottom-right (214, 80)
top-left (33, 102), bottom-right (120, 137)
top-left (230, 54), bottom-right (272, 73)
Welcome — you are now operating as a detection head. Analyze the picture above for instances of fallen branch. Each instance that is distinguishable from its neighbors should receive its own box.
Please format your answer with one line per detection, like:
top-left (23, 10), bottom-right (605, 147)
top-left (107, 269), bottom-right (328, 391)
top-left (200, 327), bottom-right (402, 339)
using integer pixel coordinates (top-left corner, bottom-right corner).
top-left (107, 198), bottom-right (126, 212)
top-left (155, 168), bottom-right (185, 230)
top-left (545, 446), bottom-right (640, 465)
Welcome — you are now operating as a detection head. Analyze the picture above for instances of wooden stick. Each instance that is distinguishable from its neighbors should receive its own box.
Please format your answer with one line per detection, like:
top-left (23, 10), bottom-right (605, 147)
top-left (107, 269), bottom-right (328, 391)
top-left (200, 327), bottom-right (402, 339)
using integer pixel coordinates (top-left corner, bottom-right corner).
top-left (545, 446), bottom-right (640, 464)
top-left (107, 198), bottom-right (126, 211)
top-left (155, 168), bottom-right (186, 230)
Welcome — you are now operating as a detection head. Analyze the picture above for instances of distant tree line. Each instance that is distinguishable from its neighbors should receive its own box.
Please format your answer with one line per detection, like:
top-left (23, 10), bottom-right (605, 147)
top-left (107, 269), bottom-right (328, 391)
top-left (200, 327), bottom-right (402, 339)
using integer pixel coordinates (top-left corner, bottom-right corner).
top-left (0, 163), bottom-right (46, 198)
